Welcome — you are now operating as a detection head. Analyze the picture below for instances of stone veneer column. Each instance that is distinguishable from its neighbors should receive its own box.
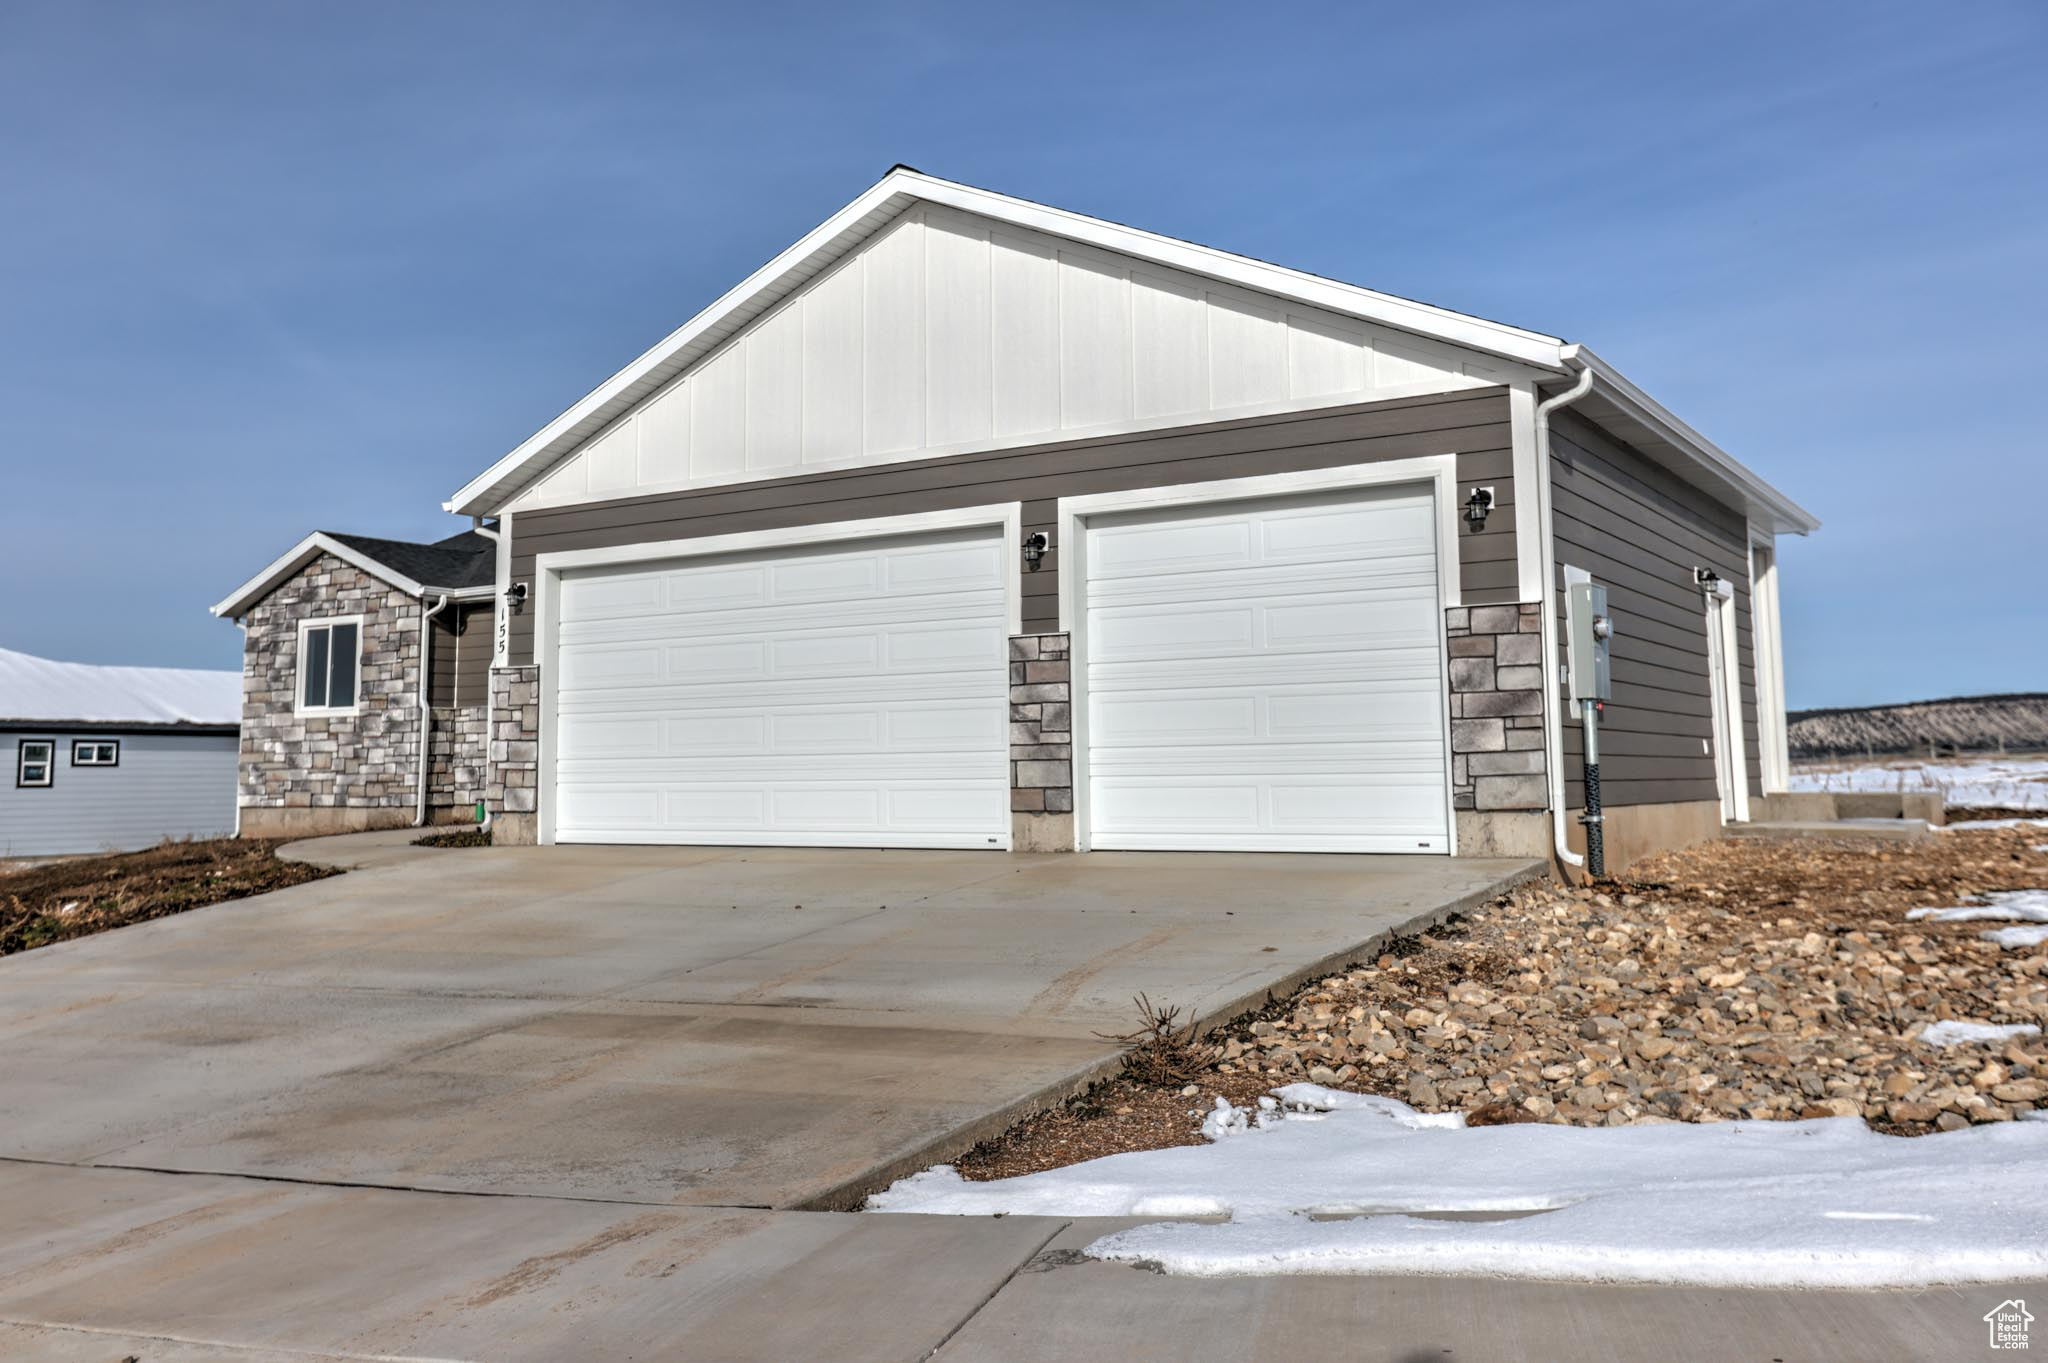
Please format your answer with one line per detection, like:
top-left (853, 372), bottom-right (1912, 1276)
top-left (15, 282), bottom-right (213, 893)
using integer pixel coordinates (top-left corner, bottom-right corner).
top-left (486, 665), bottom-right (540, 844)
top-left (1009, 633), bottom-right (1075, 852)
top-left (1445, 603), bottom-right (1552, 856)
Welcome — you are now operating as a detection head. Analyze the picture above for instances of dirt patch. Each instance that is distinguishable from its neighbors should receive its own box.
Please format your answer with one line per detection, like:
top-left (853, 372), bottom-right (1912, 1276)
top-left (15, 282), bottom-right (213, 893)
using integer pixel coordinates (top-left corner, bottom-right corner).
top-left (415, 826), bottom-right (492, 848)
top-left (0, 838), bottom-right (336, 956)
top-left (956, 826), bottom-right (2048, 1180)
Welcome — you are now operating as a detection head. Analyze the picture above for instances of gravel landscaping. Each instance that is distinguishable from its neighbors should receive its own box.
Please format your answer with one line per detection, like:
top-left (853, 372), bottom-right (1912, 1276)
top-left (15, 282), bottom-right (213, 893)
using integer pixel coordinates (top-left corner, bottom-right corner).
top-left (959, 821), bottom-right (2048, 1180)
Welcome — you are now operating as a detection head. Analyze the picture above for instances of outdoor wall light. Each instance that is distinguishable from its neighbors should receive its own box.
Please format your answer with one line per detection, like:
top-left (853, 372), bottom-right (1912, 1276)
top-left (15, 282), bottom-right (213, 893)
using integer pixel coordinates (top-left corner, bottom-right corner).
top-left (1021, 531), bottom-right (1049, 571)
top-left (1463, 487), bottom-right (1494, 530)
top-left (1693, 567), bottom-right (1721, 590)
top-left (505, 581), bottom-right (529, 611)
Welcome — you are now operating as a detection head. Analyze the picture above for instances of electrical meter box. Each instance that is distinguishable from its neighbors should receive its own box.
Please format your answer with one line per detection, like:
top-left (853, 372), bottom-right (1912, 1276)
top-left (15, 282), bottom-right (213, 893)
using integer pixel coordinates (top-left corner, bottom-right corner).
top-left (1565, 580), bottom-right (1613, 705)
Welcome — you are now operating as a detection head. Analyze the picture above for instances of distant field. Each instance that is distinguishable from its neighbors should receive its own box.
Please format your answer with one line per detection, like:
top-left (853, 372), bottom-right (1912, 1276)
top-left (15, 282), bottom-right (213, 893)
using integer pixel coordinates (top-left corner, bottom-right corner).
top-left (1789, 753), bottom-right (2048, 812)
top-left (1788, 692), bottom-right (2048, 759)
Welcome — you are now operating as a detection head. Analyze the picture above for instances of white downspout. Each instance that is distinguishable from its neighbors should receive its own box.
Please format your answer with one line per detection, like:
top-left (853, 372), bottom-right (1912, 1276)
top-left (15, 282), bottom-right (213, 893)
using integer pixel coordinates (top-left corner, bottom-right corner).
top-left (415, 593), bottom-right (451, 827)
top-left (1536, 353), bottom-right (1596, 872)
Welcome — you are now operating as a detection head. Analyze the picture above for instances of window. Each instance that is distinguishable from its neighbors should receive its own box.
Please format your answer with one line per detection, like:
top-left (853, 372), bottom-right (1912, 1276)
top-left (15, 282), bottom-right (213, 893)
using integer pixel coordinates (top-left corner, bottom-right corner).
top-left (298, 617), bottom-right (362, 715)
top-left (72, 739), bottom-right (120, 766)
top-left (16, 740), bottom-right (54, 788)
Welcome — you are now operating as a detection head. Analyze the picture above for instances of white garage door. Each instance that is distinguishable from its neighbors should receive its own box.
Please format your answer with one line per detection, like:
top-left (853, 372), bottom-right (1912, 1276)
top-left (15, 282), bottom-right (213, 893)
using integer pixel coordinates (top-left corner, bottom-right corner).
top-left (552, 528), bottom-right (1010, 848)
top-left (1083, 486), bottom-right (1449, 853)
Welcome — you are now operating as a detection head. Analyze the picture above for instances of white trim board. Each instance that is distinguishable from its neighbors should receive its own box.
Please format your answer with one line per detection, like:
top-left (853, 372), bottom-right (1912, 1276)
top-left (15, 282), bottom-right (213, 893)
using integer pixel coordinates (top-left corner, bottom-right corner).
top-left (529, 502), bottom-right (1023, 847)
top-left (293, 614), bottom-right (365, 718)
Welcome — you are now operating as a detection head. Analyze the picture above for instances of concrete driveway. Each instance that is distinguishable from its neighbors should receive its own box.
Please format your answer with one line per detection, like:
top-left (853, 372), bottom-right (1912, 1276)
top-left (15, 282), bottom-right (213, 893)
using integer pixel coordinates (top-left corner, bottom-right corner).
top-left (3, 836), bottom-right (2030, 1361)
top-left (0, 833), bottom-right (1536, 1211)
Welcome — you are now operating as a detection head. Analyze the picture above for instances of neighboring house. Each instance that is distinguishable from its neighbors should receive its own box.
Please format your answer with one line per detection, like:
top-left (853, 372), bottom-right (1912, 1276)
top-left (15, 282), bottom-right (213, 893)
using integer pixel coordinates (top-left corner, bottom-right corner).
top-left (215, 167), bottom-right (1816, 871)
top-left (211, 531), bottom-right (496, 837)
top-left (0, 647), bottom-right (240, 857)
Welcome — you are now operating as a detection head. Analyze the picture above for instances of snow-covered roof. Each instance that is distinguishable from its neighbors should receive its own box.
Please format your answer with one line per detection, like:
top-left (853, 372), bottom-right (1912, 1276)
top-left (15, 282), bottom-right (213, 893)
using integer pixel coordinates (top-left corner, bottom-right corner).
top-left (0, 647), bottom-right (241, 728)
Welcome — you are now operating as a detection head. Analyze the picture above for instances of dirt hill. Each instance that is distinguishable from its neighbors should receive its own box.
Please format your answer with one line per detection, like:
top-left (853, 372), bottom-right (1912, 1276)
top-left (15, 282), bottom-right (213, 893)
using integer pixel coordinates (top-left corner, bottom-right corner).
top-left (1788, 693), bottom-right (2048, 758)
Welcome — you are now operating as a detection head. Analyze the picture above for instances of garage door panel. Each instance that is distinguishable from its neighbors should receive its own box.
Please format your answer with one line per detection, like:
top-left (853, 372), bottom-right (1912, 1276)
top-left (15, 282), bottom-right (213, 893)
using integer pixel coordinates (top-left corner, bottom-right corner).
top-left (553, 528), bottom-right (1009, 849)
top-left (1085, 486), bottom-right (1448, 853)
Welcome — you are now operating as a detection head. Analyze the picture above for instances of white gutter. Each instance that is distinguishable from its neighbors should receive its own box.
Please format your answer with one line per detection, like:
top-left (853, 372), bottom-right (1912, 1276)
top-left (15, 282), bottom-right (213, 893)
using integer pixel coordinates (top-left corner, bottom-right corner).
top-left (415, 594), bottom-right (451, 827)
top-left (1535, 356), bottom-right (1596, 873)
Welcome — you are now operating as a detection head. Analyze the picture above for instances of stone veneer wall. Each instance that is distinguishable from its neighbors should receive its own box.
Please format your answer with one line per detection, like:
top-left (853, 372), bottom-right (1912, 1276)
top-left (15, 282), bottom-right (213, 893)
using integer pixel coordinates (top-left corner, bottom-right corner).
top-left (238, 553), bottom-right (424, 836)
top-left (486, 665), bottom-right (540, 844)
top-left (1009, 633), bottom-right (1074, 852)
top-left (426, 706), bottom-right (490, 819)
top-left (1446, 603), bottom-right (1549, 812)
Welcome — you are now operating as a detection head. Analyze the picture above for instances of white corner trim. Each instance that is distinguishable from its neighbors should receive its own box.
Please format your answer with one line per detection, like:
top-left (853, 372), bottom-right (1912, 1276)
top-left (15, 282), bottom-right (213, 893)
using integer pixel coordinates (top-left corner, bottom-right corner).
top-left (292, 614), bottom-right (365, 718)
top-left (212, 533), bottom-right (431, 619)
top-left (1052, 454), bottom-right (1463, 634)
top-left (1749, 536), bottom-right (1791, 793)
top-left (1508, 382), bottom-right (1544, 602)
top-left (530, 502), bottom-right (1025, 636)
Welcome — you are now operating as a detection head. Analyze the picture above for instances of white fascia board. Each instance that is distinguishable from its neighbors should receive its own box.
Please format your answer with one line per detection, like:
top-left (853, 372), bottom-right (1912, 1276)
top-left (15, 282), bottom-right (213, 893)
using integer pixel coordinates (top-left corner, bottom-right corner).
top-left (211, 533), bottom-right (430, 620)
top-left (445, 167), bottom-right (1571, 517)
top-left (1569, 345), bottom-right (1821, 537)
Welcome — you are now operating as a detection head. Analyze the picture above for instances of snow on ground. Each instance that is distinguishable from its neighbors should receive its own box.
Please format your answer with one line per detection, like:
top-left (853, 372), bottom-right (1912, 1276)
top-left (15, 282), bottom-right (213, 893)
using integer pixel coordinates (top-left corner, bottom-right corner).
top-left (1985, 925), bottom-right (2048, 950)
top-left (1917, 1020), bottom-right (2043, 1048)
top-left (1950, 817), bottom-right (2048, 830)
top-left (1789, 756), bottom-right (2048, 811)
top-left (869, 1084), bottom-right (2048, 1287)
top-left (1908, 890), bottom-right (2048, 924)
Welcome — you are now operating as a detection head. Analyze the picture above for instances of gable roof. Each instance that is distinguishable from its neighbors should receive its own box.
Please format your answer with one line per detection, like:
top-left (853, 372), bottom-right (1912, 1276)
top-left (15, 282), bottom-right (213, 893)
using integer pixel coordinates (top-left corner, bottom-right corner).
top-left (0, 646), bottom-right (241, 728)
top-left (444, 166), bottom-right (1818, 537)
top-left (211, 529), bottom-right (495, 620)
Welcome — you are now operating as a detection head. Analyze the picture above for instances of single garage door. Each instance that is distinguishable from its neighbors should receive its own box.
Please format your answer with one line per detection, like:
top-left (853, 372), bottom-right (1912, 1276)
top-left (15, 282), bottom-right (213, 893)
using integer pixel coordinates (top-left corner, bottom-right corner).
top-left (552, 528), bottom-right (1010, 848)
top-left (1082, 485), bottom-right (1450, 853)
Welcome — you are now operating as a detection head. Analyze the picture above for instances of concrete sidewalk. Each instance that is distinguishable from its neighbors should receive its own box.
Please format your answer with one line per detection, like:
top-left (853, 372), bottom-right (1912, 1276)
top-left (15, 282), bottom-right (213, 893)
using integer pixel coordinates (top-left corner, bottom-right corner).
top-left (0, 1162), bottom-right (2028, 1362)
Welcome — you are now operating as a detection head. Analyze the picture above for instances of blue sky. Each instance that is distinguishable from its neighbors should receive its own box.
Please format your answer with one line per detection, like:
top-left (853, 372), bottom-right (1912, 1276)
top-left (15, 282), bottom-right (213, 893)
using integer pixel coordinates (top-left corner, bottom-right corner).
top-left (1, 1), bottom-right (2041, 708)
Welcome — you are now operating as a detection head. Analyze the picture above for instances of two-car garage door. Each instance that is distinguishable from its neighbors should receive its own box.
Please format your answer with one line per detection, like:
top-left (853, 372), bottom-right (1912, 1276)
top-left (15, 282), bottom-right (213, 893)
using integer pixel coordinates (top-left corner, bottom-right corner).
top-left (552, 529), bottom-right (1010, 848)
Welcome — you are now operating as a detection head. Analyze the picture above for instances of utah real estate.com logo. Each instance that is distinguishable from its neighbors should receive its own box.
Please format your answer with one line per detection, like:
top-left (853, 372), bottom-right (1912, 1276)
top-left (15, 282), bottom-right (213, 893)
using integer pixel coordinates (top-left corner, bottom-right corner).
top-left (1986, 1299), bottom-right (2034, 1350)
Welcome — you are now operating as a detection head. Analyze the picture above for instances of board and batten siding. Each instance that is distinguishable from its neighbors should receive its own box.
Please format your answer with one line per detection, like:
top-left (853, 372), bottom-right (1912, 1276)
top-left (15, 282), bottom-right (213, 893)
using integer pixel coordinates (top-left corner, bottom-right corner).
top-left (504, 204), bottom-right (1515, 514)
top-left (1, 731), bottom-right (238, 857)
top-left (505, 387), bottom-right (1518, 666)
top-left (1551, 409), bottom-right (1762, 810)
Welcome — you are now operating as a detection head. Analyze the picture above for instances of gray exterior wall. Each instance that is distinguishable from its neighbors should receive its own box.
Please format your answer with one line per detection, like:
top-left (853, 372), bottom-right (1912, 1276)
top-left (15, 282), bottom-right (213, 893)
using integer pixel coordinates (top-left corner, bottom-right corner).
top-left (428, 602), bottom-right (491, 709)
top-left (504, 387), bottom-right (1518, 665)
top-left (1550, 409), bottom-right (1762, 809)
top-left (2, 729), bottom-right (238, 856)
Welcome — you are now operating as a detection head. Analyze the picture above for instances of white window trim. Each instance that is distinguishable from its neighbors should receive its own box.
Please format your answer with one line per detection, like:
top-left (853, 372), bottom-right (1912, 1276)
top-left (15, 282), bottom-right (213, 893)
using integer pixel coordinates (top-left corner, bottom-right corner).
top-left (530, 502), bottom-right (1024, 847)
top-left (71, 739), bottom-right (120, 766)
top-left (16, 739), bottom-right (55, 788)
top-left (1054, 455), bottom-right (1462, 855)
top-left (295, 615), bottom-right (366, 717)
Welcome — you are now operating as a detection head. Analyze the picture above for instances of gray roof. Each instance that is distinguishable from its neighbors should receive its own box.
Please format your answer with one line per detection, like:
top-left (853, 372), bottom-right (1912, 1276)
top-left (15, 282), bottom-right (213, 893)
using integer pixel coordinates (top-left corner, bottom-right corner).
top-left (322, 531), bottom-right (495, 592)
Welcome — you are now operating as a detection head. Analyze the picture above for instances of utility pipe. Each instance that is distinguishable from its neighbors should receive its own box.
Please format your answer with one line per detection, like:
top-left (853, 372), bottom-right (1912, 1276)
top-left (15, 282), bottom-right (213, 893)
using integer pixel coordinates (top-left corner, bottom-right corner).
top-left (415, 593), bottom-right (451, 827)
top-left (1535, 354), bottom-right (1596, 873)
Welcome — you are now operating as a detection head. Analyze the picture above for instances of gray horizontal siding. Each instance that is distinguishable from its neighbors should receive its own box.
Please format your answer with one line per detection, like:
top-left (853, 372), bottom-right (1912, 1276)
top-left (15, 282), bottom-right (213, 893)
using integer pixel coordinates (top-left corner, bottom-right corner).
top-left (1551, 409), bottom-right (1758, 810)
top-left (428, 603), bottom-right (492, 709)
top-left (1, 731), bottom-right (238, 856)
top-left (507, 387), bottom-right (1518, 664)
